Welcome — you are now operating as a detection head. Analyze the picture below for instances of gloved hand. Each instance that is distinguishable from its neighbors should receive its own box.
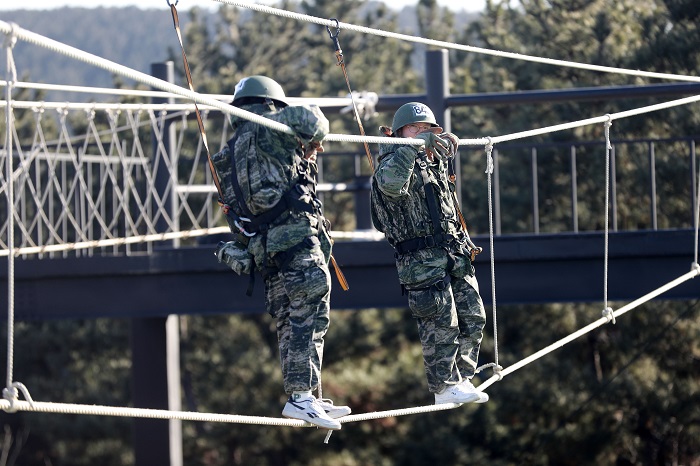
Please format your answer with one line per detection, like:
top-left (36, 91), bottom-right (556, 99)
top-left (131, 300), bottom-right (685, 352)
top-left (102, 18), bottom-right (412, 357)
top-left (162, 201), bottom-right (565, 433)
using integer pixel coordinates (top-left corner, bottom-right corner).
top-left (415, 131), bottom-right (448, 161)
top-left (439, 132), bottom-right (460, 158)
top-left (304, 140), bottom-right (324, 162)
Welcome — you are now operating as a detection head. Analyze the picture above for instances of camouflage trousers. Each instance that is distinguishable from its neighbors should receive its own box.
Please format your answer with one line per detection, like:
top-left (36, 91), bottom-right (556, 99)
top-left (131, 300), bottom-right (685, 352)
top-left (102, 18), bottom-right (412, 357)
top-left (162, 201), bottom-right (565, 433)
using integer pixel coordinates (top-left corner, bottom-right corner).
top-left (407, 272), bottom-right (486, 394)
top-left (264, 240), bottom-right (331, 395)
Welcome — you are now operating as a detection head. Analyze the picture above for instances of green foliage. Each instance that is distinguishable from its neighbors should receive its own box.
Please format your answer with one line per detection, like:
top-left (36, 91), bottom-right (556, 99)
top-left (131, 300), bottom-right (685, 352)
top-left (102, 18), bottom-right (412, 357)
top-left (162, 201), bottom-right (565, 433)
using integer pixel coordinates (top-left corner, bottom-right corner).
top-left (3, 301), bottom-right (697, 464)
top-left (452, 0), bottom-right (700, 236)
top-left (0, 319), bottom-right (133, 465)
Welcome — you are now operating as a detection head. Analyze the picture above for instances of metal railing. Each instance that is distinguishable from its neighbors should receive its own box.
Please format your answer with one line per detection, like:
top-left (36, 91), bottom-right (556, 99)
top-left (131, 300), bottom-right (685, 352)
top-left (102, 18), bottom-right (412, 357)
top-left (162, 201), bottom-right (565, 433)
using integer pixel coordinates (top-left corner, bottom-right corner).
top-left (2, 101), bottom-right (698, 258)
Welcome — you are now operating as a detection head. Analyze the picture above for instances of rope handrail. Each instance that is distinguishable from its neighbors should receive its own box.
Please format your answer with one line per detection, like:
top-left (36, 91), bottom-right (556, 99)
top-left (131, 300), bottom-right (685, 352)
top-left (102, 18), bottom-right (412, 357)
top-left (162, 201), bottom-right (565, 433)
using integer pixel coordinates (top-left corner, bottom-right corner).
top-left (4, 95), bottom-right (700, 148)
top-left (1, 264), bottom-right (698, 423)
top-left (0, 81), bottom-right (374, 109)
top-left (213, 0), bottom-right (700, 84)
top-left (0, 20), bottom-right (297, 136)
top-left (3, 4), bottom-right (700, 431)
top-left (477, 264), bottom-right (700, 392)
top-left (0, 396), bottom-right (464, 426)
top-left (0, 227), bottom-right (385, 257)
top-left (2, 21), bottom-right (699, 149)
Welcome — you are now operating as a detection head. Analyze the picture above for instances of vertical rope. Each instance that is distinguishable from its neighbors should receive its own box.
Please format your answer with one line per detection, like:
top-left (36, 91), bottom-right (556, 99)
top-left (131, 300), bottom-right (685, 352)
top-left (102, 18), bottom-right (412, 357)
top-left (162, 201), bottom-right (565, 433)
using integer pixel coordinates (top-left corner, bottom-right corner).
top-left (693, 140), bottom-right (699, 266)
top-left (484, 138), bottom-right (499, 368)
top-left (3, 24), bottom-right (18, 395)
top-left (326, 19), bottom-right (374, 172)
top-left (603, 115), bottom-right (614, 323)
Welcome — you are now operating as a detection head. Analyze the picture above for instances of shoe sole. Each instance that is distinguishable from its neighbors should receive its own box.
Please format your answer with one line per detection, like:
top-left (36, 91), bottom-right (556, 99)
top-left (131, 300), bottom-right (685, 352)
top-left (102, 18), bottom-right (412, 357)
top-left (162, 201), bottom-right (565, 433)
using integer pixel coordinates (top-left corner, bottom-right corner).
top-left (325, 407), bottom-right (352, 419)
top-left (282, 412), bottom-right (342, 430)
top-left (282, 404), bottom-right (342, 430)
top-left (435, 392), bottom-right (481, 405)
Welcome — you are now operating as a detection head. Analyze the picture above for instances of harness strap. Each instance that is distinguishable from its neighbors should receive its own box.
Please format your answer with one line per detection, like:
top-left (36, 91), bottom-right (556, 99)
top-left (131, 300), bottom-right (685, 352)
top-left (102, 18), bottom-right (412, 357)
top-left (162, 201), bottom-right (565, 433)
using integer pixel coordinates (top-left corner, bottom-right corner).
top-left (227, 188), bottom-right (316, 236)
top-left (417, 155), bottom-right (446, 238)
top-left (448, 173), bottom-right (482, 261)
top-left (393, 233), bottom-right (455, 256)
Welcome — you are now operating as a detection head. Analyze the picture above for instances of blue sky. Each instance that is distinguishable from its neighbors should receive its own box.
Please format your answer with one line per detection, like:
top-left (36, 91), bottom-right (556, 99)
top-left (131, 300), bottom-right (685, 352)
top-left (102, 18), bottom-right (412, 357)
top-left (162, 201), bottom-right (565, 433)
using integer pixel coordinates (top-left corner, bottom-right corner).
top-left (0, 0), bottom-right (484, 12)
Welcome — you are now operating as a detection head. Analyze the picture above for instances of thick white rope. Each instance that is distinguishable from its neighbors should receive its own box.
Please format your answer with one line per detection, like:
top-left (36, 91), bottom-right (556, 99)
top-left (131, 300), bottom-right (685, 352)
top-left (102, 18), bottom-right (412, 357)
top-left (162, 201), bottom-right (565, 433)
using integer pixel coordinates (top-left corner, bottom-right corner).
top-left (481, 95), bottom-right (700, 146)
top-left (0, 100), bottom-right (214, 112)
top-left (3, 22), bottom-right (18, 392)
top-left (478, 264), bottom-right (700, 392)
top-left (2, 265), bottom-right (697, 422)
top-left (0, 227), bottom-right (384, 257)
top-left (1, 21), bottom-right (699, 149)
top-left (0, 22), bottom-right (402, 146)
top-left (695, 140), bottom-right (700, 267)
top-left (476, 138), bottom-right (502, 377)
top-left (0, 80), bottom-right (375, 109)
top-left (0, 394), bottom-right (470, 426)
top-left (0, 21), bottom-right (296, 135)
top-left (213, 0), bottom-right (700, 84)
top-left (1, 10), bottom-right (699, 426)
top-left (6, 95), bottom-right (700, 149)
top-left (0, 399), bottom-right (319, 427)
top-left (603, 115), bottom-right (614, 323)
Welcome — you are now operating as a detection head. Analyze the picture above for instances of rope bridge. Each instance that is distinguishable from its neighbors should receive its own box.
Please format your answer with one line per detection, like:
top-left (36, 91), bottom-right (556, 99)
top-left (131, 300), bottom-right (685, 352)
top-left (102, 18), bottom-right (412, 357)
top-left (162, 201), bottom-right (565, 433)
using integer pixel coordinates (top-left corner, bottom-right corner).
top-left (2, 0), bottom-right (700, 433)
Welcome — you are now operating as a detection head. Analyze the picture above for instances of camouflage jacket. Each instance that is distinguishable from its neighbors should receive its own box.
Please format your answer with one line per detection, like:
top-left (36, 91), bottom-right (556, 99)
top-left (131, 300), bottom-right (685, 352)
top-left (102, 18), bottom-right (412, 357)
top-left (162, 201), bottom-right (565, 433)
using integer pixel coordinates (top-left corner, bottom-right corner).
top-left (212, 103), bottom-right (329, 267)
top-left (371, 138), bottom-right (472, 286)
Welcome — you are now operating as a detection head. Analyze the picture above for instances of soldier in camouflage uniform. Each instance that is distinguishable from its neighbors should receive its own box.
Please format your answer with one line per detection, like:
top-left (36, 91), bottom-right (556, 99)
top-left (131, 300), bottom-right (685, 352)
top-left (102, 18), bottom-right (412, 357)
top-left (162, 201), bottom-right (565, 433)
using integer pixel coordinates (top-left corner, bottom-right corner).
top-left (371, 102), bottom-right (489, 405)
top-left (212, 76), bottom-right (349, 430)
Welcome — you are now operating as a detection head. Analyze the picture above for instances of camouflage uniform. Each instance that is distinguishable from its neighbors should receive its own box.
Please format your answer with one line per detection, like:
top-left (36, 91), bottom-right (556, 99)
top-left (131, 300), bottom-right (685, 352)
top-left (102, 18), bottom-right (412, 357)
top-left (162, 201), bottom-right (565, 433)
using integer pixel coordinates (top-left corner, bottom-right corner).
top-left (213, 102), bottom-right (332, 396)
top-left (371, 136), bottom-right (486, 394)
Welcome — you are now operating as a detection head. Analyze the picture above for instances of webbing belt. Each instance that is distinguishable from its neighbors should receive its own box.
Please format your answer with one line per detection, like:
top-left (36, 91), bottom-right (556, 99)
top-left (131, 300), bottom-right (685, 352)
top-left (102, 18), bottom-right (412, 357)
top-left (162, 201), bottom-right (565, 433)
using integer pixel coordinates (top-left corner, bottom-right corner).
top-left (393, 233), bottom-right (455, 256)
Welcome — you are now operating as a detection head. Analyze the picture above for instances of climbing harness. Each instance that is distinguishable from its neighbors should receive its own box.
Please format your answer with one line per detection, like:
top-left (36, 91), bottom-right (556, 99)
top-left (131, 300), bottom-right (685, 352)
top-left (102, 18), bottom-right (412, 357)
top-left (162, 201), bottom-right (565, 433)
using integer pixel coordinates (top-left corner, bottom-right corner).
top-left (389, 151), bottom-right (476, 259)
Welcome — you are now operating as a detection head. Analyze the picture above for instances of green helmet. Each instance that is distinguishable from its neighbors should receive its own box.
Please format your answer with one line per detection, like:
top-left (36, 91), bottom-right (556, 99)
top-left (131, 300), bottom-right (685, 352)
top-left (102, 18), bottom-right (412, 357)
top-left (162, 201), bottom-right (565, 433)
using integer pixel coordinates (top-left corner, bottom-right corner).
top-left (391, 102), bottom-right (440, 133)
top-left (232, 75), bottom-right (288, 107)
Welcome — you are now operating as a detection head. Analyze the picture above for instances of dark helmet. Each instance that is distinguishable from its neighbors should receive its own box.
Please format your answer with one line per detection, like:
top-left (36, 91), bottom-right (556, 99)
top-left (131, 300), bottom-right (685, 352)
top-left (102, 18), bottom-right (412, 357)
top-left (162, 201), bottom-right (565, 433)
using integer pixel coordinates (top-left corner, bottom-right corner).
top-left (231, 75), bottom-right (288, 107)
top-left (391, 102), bottom-right (440, 133)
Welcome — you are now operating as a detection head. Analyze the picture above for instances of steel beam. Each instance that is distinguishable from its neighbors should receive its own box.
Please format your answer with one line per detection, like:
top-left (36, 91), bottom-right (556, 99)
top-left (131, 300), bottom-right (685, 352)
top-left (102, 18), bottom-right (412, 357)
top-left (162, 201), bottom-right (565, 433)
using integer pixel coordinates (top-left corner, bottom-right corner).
top-left (3, 230), bottom-right (699, 321)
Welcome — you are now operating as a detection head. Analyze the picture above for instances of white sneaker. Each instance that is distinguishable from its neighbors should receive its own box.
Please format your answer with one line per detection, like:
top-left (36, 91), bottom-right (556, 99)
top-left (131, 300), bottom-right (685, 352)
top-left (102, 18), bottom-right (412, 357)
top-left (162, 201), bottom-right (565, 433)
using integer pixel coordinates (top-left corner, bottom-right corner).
top-left (460, 379), bottom-right (489, 403)
top-left (282, 395), bottom-right (342, 430)
top-left (316, 398), bottom-right (352, 419)
top-left (435, 381), bottom-right (482, 405)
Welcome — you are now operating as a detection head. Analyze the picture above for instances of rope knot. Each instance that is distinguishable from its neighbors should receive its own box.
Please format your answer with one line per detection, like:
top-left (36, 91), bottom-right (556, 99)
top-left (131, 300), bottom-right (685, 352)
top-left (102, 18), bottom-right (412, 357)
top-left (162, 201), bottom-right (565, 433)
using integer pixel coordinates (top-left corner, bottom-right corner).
top-left (475, 362), bottom-right (503, 381)
top-left (604, 114), bottom-right (613, 150)
top-left (484, 137), bottom-right (494, 174)
top-left (3, 22), bottom-right (19, 50)
top-left (2, 382), bottom-right (34, 413)
top-left (602, 307), bottom-right (616, 324)
top-left (493, 364), bottom-right (504, 381)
